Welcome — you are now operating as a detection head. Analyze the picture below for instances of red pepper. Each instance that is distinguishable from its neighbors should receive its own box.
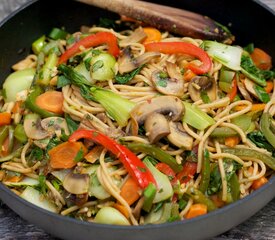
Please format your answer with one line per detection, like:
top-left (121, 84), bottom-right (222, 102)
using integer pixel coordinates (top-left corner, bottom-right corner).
top-left (155, 163), bottom-right (178, 186)
top-left (176, 162), bottom-right (197, 184)
top-left (69, 129), bottom-right (156, 189)
top-left (144, 42), bottom-right (212, 75)
top-left (59, 32), bottom-right (120, 64)
top-left (228, 77), bottom-right (237, 102)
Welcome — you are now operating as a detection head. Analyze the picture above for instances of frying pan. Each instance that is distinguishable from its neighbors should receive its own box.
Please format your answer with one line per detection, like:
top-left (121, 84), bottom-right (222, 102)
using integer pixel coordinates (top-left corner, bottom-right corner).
top-left (0, 0), bottom-right (274, 239)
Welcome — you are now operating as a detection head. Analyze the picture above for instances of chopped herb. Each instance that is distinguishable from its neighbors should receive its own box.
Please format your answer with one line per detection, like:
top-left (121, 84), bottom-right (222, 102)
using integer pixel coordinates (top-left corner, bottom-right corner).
top-left (115, 65), bottom-right (144, 84)
top-left (254, 85), bottom-right (270, 103)
top-left (92, 60), bottom-right (104, 72)
top-left (47, 119), bottom-right (55, 127)
top-left (158, 71), bottom-right (168, 79)
top-left (29, 146), bottom-right (44, 161)
top-left (157, 79), bottom-right (168, 88)
top-left (244, 43), bottom-right (254, 54)
top-left (51, 179), bottom-right (61, 191)
top-left (74, 148), bottom-right (84, 162)
top-left (200, 91), bottom-right (211, 103)
top-left (65, 113), bottom-right (79, 134)
top-left (38, 174), bottom-right (47, 194)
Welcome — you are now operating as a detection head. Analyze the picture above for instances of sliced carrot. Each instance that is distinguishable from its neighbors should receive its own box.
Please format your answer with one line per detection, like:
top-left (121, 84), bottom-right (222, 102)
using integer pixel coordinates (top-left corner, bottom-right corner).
top-left (142, 27), bottom-right (162, 44)
top-left (84, 146), bottom-right (104, 163)
top-left (210, 195), bottom-right (225, 208)
top-left (185, 203), bottom-right (207, 219)
top-left (113, 203), bottom-right (130, 218)
top-left (264, 81), bottom-right (274, 93)
top-left (228, 78), bottom-right (237, 102)
top-left (120, 177), bottom-right (141, 205)
top-left (234, 103), bottom-right (266, 112)
top-left (11, 101), bottom-right (22, 114)
top-left (6, 175), bottom-right (23, 183)
top-left (0, 112), bottom-right (12, 126)
top-left (251, 176), bottom-right (268, 190)
top-left (49, 141), bottom-right (87, 169)
top-left (250, 48), bottom-right (272, 70)
top-left (225, 136), bottom-right (240, 148)
top-left (35, 91), bottom-right (64, 114)
top-left (183, 70), bottom-right (196, 81)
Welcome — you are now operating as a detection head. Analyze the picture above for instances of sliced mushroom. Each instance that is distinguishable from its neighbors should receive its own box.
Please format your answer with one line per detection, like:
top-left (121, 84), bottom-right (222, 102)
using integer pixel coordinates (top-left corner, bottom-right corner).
top-left (243, 78), bottom-right (258, 98)
top-left (188, 76), bottom-right (217, 102)
top-left (144, 112), bottom-right (170, 143)
top-left (167, 121), bottom-right (193, 150)
top-left (63, 172), bottom-right (90, 195)
top-left (151, 69), bottom-right (184, 97)
top-left (118, 46), bottom-right (160, 74)
top-left (41, 117), bottom-right (70, 136)
top-left (120, 27), bottom-right (147, 46)
top-left (237, 78), bottom-right (253, 101)
top-left (23, 114), bottom-right (49, 140)
top-left (131, 96), bottom-right (184, 125)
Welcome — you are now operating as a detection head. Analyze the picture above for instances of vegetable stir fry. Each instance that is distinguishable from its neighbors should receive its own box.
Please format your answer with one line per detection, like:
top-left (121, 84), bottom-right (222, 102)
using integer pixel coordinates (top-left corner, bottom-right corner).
top-left (0, 17), bottom-right (274, 226)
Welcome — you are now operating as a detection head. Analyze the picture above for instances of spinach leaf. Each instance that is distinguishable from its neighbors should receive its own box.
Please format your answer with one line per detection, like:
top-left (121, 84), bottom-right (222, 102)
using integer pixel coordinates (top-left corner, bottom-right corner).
top-left (115, 65), bottom-right (144, 84)
top-left (207, 160), bottom-right (241, 195)
top-left (57, 75), bottom-right (71, 88)
top-left (65, 113), bottom-right (79, 134)
top-left (248, 131), bottom-right (275, 156)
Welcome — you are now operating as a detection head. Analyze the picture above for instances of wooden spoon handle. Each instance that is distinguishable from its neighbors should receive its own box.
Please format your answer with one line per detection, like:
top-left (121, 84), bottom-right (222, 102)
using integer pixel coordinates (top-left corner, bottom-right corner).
top-left (77, 0), bottom-right (232, 41)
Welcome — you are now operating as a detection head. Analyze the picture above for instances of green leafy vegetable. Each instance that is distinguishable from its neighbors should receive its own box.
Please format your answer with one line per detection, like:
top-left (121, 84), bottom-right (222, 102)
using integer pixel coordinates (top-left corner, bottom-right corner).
top-left (74, 148), bottom-right (84, 162)
top-left (254, 85), bottom-right (270, 103)
top-left (248, 131), bottom-right (275, 157)
top-left (65, 113), bottom-right (79, 135)
top-left (38, 174), bottom-right (47, 194)
top-left (115, 65), bottom-right (144, 84)
top-left (57, 75), bottom-right (71, 88)
top-left (243, 43), bottom-right (254, 54)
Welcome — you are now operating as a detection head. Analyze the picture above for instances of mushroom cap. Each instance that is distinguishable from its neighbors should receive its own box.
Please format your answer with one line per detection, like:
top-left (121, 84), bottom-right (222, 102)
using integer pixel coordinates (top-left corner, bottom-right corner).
top-left (63, 172), bottom-right (90, 195)
top-left (144, 112), bottom-right (170, 143)
top-left (167, 121), bottom-right (193, 150)
top-left (23, 114), bottom-right (49, 140)
top-left (131, 96), bottom-right (184, 125)
top-left (151, 69), bottom-right (185, 97)
top-left (188, 75), bottom-right (217, 102)
top-left (41, 117), bottom-right (70, 136)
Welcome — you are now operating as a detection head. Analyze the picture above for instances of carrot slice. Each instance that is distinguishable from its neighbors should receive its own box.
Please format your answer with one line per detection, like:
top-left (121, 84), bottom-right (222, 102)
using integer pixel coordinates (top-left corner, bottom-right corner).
top-left (142, 27), bottom-right (162, 44)
top-left (120, 177), bottom-right (141, 205)
top-left (185, 203), bottom-right (207, 219)
top-left (0, 112), bottom-right (11, 126)
top-left (113, 203), bottom-right (130, 218)
top-left (35, 91), bottom-right (64, 114)
top-left (250, 48), bottom-right (272, 70)
top-left (183, 70), bottom-right (196, 81)
top-left (84, 146), bottom-right (104, 163)
top-left (11, 101), bottom-right (22, 114)
top-left (234, 103), bottom-right (266, 112)
top-left (251, 176), bottom-right (268, 190)
top-left (225, 136), bottom-right (240, 148)
top-left (264, 81), bottom-right (274, 93)
top-left (49, 141), bottom-right (87, 169)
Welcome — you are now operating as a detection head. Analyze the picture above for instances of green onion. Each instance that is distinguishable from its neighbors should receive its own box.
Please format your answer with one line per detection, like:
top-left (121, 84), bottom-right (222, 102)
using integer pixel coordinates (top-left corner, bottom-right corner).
top-left (182, 101), bottom-right (215, 130)
top-left (32, 35), bottom-right (46, 55)
top-left (142, 183), bottom-right (157, 212)
top-left (37, 52), bottom-right (58, 85)
top-left (48, 28), bottom-right (68, 40)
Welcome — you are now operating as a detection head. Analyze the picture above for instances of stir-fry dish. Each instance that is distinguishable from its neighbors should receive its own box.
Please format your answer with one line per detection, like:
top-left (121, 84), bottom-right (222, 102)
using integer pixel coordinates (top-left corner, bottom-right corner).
top-left (0, 17), bottom-right (274, 226)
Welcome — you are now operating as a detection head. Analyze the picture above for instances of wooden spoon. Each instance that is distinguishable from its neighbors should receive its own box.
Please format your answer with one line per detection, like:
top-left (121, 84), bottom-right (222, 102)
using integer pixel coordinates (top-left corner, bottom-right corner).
top-left (77, 0), bottom-right (233, 41)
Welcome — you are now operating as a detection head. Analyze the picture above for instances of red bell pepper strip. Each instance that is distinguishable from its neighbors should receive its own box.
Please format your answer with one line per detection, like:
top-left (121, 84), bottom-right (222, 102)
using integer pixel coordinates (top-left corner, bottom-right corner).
top-left (155, 163), bottom-right (178, 186)
top-left (228, 77), bottom-right (237, 102)
top-left (69, 129), bottom-right (156, 189)
top-left (59, 32), bottom-right (120, 64)
top-left (176, 162), bottom-right (197, 184)
top-left (144, 42), bottom-right (212, 75)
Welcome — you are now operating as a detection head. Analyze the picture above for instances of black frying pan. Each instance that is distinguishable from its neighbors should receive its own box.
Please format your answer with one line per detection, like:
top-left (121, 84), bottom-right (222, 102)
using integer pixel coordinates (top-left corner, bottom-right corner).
top-left (0, 0), bottom-right (274, 239)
